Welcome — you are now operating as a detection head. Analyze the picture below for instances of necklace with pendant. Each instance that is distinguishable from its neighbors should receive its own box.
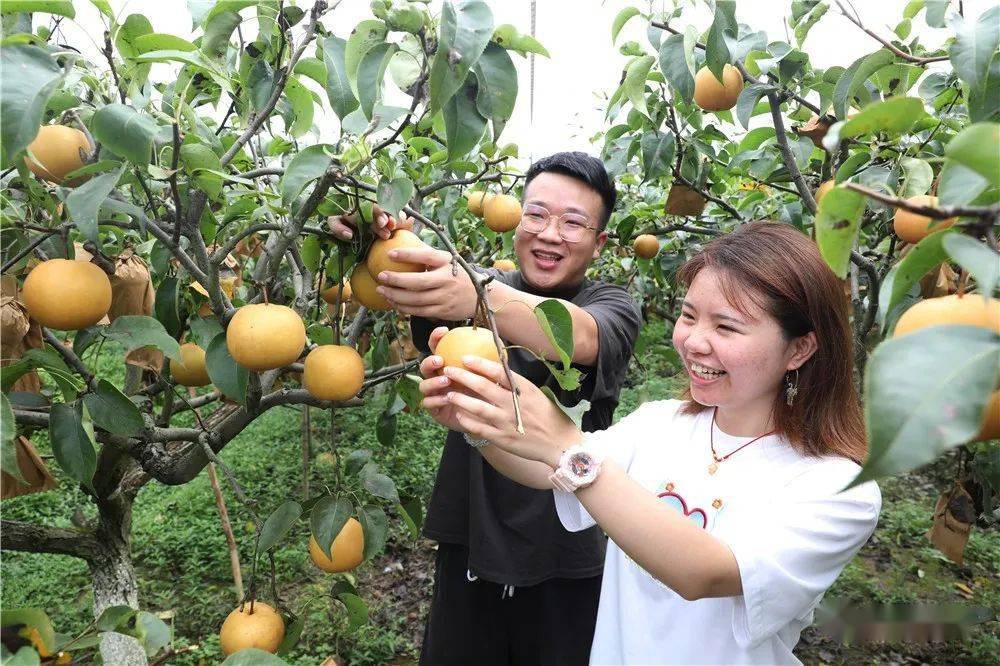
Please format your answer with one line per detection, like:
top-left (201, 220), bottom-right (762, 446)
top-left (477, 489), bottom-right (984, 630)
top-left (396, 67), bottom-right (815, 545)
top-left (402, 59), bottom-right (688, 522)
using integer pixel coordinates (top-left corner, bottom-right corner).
top-left (708, 408), bottom-right (775, 475)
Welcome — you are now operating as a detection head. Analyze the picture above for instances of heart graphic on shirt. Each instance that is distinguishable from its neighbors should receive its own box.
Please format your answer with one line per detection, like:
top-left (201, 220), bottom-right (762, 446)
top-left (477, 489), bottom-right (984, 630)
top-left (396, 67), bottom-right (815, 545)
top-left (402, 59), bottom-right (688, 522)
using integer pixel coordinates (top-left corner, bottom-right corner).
top-left (658, 491), bottom-right (708, 529)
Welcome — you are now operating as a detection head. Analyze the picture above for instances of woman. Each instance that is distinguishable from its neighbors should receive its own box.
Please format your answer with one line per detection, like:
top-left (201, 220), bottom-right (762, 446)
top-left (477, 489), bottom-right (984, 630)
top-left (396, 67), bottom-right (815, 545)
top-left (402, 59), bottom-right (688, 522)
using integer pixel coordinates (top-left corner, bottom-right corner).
top-left (419, 221), bottom-right (881, 665)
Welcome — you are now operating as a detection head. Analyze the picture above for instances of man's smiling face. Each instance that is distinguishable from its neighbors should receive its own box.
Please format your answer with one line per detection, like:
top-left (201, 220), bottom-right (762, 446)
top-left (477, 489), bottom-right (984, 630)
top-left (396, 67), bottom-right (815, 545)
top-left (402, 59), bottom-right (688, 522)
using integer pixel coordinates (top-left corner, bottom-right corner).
top-left (513, 172), bottom-right (608, 291)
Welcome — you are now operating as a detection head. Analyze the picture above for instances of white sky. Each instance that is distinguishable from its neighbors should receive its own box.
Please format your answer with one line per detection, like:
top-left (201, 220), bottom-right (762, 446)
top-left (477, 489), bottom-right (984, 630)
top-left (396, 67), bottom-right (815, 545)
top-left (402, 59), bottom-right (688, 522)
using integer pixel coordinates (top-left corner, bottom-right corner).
top-left (53, 0), bottom-right (980, 164)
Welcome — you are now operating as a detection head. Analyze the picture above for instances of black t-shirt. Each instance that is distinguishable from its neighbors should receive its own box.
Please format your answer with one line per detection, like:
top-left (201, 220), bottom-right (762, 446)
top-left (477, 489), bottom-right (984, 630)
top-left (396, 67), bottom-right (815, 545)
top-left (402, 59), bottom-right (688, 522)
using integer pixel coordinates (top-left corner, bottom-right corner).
top-left (411, 269), bottom-right (642, 586)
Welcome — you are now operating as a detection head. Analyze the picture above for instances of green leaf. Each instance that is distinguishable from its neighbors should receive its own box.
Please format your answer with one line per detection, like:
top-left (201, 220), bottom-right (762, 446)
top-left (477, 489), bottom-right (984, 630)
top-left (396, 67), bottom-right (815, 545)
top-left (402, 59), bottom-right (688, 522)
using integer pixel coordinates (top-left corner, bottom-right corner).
top-left (357, 42), bottom-right (398, 120)
top-left (937, 160), bottom-right (989, 206)
top-left (429, 0), bottom-right (494, 114)
top-left (345, 20), bottom-right (388, 98)
top-left (377, 176), bottom-right (415, 216)
top-left (443, 76), bottom-right (487, 161)
top-left (611, 7), bottom-right (641, 44)
top-left (310, 494), bottom-right (352, 558)
top-left (704, 0), bottom-right (737, 81)
top-left (376, 409), bottom-right (397, 447)
top-left (358, 504), bottom-right (388, 561)
top-left (878, 229), bottom-right (953, 330)
top-left (533, 299), bottom-right (574, 371)
top-left (206, 332), bottom-right (248, 405)
top-left (943, 234), bottom-right (999, 296)
top-left (294, 56), bottom-right (327, 87)
top-left (948, 6), bottom-right (1000, 91)
top-left (491, 24), bottom-right (550, 58)
top-left (344, 449), bottom-right (372, 476)
top-left (276, 615), bottom-right (305, 657)
top-left (814, 186), bottom-right (866, 278)
top-left (362, 464), bottom-right (400, 502)
top-left (792, 1), bottom-right (828, 46)
top-left (639, 130), bottom-right (675, 181)
top-left (833, 50), bottom-right (896, 119)
top-left (247, 60), bottom-right (277, 112)
top-left (133, 33), bottom-right (197, 53)
top-left (854, 326), bottom-right (1000, 486)
top-left (90, 0), bottom-right (113, 17)
top-left (1, 393), bottom-right (28, 485)
top-left (898, 157), bottom-right (934, 197)
top-left (825, 97), bottom-right (927, 150)
top-left (280, 144), bottom-right (333, 205)
top-left (105, 316), bottom-right (182, 361)
top-left (473, 43), bottom-right (517, 140)
top-left (90, 104), bottom-right (159, 167)
top-left (540, 387), bottom-right (591, 429)
top-left (283, 76), bottom-right (314, 138)
top-left (222, 649), bottom-right (288, 665)
top-left (258, 501), bottom-right (302, 552)
top-left (623, 55), bottom-right (655, 118)
top-left (201, 9), bottom-right (241, 59)
top-left (658, 33), bottom-right (695, 105)
top-left (945, 122), bottom-right (1000, 186)
top-left (967, 54), bottom-right (1000, 123)
top-left (300, 235), bottom-right (321, 273)
top-left (0, 45), bottom-right (64, 167)
top-left (154, 277), bottom-right (183, 339)
top-left (736, 83), bottom-right (775, 129)
top-left (0, 1), bottom-right (74, 17)
top-left (49, 402), bottom-right (96, 490)
top-left (65, 166), bottom-right (125, 243)
top-left (0, 609), bottom-right (55, 656)
top-left (135, 611), bottom-right (172, 657)
top-left (397, 497), bottom-right (423, 538)
top-left (83, 379), bottom-right (144, 437)
top-left (835, 150), bottom-right (870, 183)
top-left (336, 592), bottom-right (369, 631)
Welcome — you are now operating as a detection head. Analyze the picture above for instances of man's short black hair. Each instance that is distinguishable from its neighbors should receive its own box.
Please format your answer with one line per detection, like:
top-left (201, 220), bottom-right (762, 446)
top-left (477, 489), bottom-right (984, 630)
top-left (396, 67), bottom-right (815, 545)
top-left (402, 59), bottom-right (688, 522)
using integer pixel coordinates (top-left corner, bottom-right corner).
top-left (523, 152), bottom-right (616, 231)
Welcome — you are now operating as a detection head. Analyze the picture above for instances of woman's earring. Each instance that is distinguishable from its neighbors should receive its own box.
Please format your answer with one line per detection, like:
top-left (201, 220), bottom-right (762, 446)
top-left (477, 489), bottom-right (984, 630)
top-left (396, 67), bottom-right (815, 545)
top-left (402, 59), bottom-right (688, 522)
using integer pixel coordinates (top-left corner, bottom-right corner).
top-left (785, 369), bottom-right (799, 406)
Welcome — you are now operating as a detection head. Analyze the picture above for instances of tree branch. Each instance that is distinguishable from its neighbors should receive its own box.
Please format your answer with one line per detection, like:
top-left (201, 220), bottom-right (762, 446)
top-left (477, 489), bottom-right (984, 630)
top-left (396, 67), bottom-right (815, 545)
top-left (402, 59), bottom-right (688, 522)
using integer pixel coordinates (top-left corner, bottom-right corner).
top-left (1, 520), bottom-right (99, 560)
top-left (402, 205), bottom-right (525, 433)
top-left (219, 0), bottom-right (328, 167)
top-left (418, 158), bottom-right (509, 197)
top-left (844, 183), bottom-right (1000, 221)
top-left (765, 92), bottom-right (818, 214)
top-left (42, 328), bottom-right (97, 390)
top-left (834, 1), bottom-right (950, 65)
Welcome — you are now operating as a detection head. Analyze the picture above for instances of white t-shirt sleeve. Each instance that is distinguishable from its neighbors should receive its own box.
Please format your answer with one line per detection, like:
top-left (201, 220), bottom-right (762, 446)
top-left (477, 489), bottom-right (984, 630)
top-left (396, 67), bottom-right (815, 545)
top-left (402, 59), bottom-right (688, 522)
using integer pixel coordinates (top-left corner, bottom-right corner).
top-left (722, 458), bottom-right (881, 648)
top-left (553, 400), bottom-right (681, 532)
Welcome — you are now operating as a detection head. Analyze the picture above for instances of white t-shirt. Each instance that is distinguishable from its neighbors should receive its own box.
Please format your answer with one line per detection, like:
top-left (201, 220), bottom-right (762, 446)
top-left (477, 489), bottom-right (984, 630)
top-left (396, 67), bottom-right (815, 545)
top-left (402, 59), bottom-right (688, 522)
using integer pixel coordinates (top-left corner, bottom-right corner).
top-left (554, 399), bottom-right (881, 666)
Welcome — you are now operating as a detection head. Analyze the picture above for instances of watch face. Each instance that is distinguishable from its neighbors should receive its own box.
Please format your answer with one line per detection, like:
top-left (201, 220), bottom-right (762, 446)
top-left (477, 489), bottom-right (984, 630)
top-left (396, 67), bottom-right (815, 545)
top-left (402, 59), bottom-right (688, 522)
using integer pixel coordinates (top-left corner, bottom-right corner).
top-left (567, 452), bottom-right (598, 483)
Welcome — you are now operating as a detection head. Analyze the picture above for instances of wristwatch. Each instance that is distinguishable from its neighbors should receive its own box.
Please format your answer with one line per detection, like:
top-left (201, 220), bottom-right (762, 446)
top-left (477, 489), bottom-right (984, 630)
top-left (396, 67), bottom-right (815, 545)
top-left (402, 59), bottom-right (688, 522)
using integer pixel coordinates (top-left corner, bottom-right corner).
top-left (548, 444), bottom-right (604, 492)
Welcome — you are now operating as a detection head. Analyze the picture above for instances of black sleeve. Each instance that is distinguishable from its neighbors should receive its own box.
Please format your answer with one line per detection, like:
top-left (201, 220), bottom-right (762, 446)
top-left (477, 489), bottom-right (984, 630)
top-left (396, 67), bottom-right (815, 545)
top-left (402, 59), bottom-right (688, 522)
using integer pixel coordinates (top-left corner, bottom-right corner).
top-left (580, 284), bottom-right (642, 403)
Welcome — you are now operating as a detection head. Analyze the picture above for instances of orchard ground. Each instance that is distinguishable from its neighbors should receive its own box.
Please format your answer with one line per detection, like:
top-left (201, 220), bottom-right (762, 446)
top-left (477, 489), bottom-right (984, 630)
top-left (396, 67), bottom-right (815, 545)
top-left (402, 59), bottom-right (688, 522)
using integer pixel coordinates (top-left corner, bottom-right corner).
top-left (3, 321), bottom-right (997, 665)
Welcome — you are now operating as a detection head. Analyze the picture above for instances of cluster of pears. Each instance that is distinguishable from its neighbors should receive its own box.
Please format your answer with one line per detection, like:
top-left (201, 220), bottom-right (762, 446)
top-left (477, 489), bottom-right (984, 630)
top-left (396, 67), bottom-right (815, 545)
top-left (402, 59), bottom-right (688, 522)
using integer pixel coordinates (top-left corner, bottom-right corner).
top-left (467, 190), bottom-right (522, 232)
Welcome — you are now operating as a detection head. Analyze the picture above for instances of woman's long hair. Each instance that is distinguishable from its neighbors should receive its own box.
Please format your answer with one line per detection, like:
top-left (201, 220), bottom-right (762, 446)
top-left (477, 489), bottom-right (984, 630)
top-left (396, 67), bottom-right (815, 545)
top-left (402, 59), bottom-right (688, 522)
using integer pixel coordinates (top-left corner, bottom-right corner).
top-left (677, 221), bottom-right (868, 463)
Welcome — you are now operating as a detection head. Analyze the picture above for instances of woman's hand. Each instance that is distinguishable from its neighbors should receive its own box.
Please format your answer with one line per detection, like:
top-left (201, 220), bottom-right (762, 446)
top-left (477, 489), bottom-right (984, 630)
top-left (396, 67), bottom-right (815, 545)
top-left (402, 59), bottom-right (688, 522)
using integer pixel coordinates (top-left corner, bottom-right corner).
top-left (418, 326), bottom-right (469, 433)
top-left (434, 355), bottom-right (583, 467)
top-left (326, 203), bottom-right (414, 241)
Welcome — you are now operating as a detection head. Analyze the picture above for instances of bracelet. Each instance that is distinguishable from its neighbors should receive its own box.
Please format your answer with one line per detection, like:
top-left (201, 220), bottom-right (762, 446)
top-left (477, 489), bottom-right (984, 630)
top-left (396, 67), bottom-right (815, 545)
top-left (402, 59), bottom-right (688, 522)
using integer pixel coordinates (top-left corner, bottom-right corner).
top-left (463, 432), bottom-right (489, 449)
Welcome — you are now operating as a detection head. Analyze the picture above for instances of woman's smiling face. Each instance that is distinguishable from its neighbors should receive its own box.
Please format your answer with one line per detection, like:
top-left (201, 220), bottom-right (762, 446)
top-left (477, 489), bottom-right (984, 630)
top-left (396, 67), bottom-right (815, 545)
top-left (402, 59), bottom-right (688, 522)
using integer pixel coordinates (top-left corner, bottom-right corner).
top-left (672, 267), bottom-right (815, 427)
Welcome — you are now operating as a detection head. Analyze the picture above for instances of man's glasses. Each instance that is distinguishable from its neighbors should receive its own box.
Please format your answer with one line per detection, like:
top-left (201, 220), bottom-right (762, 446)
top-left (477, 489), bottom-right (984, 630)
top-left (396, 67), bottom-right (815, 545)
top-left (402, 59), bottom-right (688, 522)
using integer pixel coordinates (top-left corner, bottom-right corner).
top-left (519, 203), bottom-right (598, 243)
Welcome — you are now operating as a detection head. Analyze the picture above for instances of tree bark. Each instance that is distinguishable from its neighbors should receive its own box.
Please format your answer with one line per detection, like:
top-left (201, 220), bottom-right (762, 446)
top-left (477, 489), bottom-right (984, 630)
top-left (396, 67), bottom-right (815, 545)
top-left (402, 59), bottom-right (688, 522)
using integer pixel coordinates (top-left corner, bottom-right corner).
top-left (87, 449), bottom-right (149, 666)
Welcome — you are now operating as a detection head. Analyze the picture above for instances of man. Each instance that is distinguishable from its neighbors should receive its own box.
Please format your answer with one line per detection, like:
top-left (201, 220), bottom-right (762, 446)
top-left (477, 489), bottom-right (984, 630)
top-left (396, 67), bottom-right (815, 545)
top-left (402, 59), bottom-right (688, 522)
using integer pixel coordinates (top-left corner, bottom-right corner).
top-left (329, 152), bottom-right (641, 665)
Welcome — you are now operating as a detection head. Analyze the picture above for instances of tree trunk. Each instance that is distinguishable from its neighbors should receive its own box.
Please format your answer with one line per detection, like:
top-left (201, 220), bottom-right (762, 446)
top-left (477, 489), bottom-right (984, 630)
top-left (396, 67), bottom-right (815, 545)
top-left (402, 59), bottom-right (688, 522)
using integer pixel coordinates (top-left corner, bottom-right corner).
top-left (90, 486), bottom-right (147, 664)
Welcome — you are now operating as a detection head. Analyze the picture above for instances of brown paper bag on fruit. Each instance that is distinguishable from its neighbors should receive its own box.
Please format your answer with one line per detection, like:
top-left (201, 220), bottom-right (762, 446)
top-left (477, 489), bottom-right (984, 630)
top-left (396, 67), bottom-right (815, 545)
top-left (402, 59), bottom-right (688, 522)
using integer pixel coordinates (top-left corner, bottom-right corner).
top-left (1, 295), bottom-right (43, 394)
top-left (1, 436), bottom-right (57, 500)
top-left (926, 484), bottom-right (975, 565)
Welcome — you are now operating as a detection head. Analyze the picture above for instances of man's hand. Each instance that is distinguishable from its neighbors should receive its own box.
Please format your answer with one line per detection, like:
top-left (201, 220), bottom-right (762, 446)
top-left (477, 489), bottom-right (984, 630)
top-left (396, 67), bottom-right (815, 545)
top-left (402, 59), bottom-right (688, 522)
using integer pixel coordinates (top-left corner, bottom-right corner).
top-left (326, 203), bottom-right (414, 241)
top-left (376, 247), bottom-right (479, 321)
